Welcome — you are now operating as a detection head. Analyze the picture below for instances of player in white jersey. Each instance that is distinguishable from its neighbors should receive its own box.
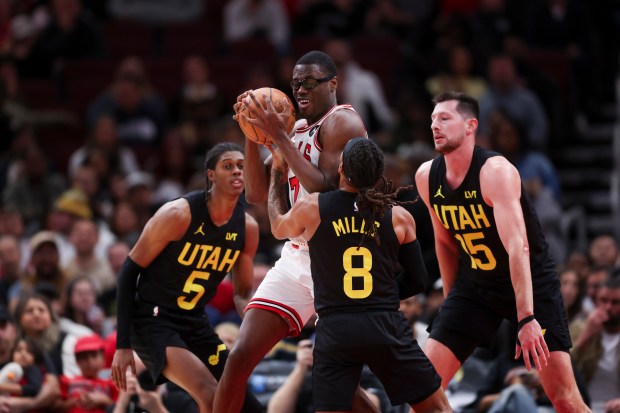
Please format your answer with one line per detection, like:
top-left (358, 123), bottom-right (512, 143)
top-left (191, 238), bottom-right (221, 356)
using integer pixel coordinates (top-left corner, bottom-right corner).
top-left (213, 51), bottom-right (374, 413)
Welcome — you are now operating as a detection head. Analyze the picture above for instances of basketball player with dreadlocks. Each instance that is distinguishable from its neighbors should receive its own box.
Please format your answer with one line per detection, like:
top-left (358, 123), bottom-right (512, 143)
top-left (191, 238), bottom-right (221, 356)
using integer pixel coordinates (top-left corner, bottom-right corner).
top-left (111, 143), bottom-right (263, 413)
top-left (265, 138), bottom-right (452, 413)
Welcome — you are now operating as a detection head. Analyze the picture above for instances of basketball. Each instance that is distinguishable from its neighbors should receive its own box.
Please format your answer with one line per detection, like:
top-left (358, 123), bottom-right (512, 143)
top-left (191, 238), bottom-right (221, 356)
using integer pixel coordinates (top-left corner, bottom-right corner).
top-left (238, 87), bottom-right (296, 146)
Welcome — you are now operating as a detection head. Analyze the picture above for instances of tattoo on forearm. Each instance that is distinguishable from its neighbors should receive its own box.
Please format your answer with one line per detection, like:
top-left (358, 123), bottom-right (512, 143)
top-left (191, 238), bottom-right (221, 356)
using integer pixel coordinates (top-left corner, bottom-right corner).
top-left (269, 169), bottom-right (287, 222)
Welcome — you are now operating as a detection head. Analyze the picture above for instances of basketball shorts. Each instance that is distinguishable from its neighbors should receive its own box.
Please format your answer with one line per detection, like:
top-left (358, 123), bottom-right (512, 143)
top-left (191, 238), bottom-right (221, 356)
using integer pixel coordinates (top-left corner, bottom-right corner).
top-left (246, 241), bottom-right (314, 336)
top-left (429, 276), bottom-right (572, 363)
top-left (313, 311), bottom-right (441, 410)
top-left (130, 301), bottom-right (228, 384)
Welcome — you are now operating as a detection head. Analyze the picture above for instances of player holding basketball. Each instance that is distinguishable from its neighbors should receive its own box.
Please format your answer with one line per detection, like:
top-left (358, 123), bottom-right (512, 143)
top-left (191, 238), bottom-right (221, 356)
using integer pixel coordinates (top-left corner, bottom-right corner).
top-left (266, 137), bottom-right (452, 412)
top-left (415, 91), bottom-right (590, 412)
top-left (111, 143), bottom-right (263, 413)
top-left (213, 51), bottom-right (377, 413)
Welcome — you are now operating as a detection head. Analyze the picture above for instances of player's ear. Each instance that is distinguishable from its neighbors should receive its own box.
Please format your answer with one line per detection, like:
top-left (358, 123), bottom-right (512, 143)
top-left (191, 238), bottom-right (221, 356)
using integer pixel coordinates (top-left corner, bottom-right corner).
top-left (466, 118), bottom-right (478, 134)
top-left (206, 169), bottom-right (215, 183)
top-left (329, 76), bottom-right (338, 91)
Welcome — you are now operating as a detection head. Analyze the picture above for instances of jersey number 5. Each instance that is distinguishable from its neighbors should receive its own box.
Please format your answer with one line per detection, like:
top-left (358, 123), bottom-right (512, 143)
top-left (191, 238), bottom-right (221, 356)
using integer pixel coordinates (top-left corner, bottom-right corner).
top-left (177, 270), bottom-right (211, 310)
top-left (343, 246), bottom-right (373, 299)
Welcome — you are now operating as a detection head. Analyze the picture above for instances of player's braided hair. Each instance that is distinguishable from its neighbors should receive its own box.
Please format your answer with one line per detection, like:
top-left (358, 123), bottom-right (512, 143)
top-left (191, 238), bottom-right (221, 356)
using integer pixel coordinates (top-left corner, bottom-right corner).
top-left (342, 138), bottom-right (415, 245)
top-left (204, 142), bottom-right (244, 192)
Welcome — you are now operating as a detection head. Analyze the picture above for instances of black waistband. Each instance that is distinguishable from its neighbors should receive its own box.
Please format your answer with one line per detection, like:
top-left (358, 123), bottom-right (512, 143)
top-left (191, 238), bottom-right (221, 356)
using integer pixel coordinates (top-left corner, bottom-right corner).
top-left (316, 306), bottom-right (394, 318)
top-left (134, 300), bottom-right (206, 318)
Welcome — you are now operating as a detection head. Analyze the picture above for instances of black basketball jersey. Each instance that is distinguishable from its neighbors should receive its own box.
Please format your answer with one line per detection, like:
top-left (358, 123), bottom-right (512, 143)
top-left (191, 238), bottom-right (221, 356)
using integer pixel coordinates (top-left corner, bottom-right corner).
top-left (309, 190), bottom-right (401, 314)
top-left (428, 146), bottom-right (556, 290)
top-left (136, 190), bottom-right (246, 312)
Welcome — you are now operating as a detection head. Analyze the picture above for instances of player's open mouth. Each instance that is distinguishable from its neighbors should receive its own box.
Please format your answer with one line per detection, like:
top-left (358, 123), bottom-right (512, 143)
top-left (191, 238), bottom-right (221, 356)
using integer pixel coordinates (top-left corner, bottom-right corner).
top-left (231, 179), bottom-right (243, 188)
top-left (297, 98), bottom-right (310, 109)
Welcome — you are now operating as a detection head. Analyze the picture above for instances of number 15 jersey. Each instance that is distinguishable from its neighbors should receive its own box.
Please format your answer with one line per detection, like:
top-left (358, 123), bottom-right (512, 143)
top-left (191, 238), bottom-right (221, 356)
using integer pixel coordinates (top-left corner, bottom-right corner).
top-left (428, 146), bottom-right (556, 292)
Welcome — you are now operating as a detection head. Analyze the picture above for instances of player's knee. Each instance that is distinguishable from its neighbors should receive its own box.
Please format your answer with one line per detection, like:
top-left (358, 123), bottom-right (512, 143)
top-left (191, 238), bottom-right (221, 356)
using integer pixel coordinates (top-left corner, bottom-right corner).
top-left (226, 345), bottom-right (258, 375)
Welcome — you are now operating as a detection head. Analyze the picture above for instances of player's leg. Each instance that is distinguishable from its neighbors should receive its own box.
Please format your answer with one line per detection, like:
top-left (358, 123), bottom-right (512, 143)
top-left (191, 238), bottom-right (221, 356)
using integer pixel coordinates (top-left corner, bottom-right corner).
top-left (162, 347), bottom-right (218, 413)
top-left (351, 386), bottom-right (381, 413)
top-left (423, 338), bottom-right (462, 389)
top-left (538, 351), bottom-right (591, 413)
top-left (212, 308), bottom-right (290, 413)
top-left (410, 388), bottom-right (452, 413)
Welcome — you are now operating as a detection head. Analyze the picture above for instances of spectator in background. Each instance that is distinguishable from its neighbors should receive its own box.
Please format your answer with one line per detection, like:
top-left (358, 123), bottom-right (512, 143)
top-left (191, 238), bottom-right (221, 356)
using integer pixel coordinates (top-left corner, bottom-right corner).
top-left (61, 276), bottom-right (108, 338)
top-left (582, 266), bottom-right (610, 314)
top-left (68, 115), bottom-right (140, 185)
top-left (223, 0), bottom-right (291, 53)
top-left (108, 201), bottom-right (141, 248)
top-left (64, 218), bottom-right (116, 295)
top-left (558, 266), bottom-right (588, 329)
top-left (214, 322), bottom-right (240, 351)
top-left (28, 0), bottom-right (103, 77)
top-left (0, 208), bottom-right (29, 270)
top-left (43, 187), bottom-right (93, 267)
top-left (323, 38), bottom-right (394, 146)
top-left (87, 57), bottom-right (169, 148)
top-left (588, 235), bottom-right (620, 272)
top-left (97, 240), bottom-right (130, 319)
top-left (14, 291), bottom-right (92, 379)
top-left (425, 45), bottom-right (488, 100)
top-left (0, 336), bottom-right (45, 398)
top-left (55, 334), bottom-right (117, 413)
top-left (2, 143), bottom-right (67, 234)
top-left (172, 55), bottom-right (223, 154)
top-left (15, 231), bottom-right (70, 304)
top-left (571, 277), bottom-right (620, 413)
top-left (151, 129), bottom-right (195, 209)
top-left (0, 235), bottom-right (25, 308)
top-left (124, 171), bottom-right (155, 230)
top-left (478, 54), bottom-right (549, 150)
top-left (0, 304), bottom-right (65, 412)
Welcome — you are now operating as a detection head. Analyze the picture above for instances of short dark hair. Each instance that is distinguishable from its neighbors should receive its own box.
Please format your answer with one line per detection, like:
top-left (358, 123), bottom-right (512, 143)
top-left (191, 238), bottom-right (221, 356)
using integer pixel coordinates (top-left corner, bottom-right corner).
top-left (296, 51), bottom-right (337, 79)
top-left (204, 142), bottom-right (244, 190)
top-left (432, 91), bottom-right (479, 120)
top-left (604, 276), bottom-right (620, 290)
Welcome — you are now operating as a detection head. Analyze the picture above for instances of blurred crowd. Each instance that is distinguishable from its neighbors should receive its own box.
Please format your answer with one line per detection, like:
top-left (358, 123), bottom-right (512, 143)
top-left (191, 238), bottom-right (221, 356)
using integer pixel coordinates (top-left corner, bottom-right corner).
top-left (0, 0), bottom-right (618, 412)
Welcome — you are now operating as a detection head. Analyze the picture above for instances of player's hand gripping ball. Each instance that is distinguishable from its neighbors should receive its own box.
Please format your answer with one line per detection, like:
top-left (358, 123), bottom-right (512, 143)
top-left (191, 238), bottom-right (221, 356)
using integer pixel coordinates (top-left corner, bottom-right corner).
top-left (238, 87), bottom-right (296, 146)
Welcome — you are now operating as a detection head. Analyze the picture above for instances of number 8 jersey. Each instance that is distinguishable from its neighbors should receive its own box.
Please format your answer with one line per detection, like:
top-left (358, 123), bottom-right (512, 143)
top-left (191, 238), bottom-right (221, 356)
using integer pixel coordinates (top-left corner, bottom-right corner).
top-left (309, 190), bottom-right (401, 313)
top-left (428, 146), bottom-right (556, 290)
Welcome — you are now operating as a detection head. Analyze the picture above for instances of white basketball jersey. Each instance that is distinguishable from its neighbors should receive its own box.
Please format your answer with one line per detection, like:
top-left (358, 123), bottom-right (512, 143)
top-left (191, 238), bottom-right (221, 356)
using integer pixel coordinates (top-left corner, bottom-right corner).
top-left (287, 104), bottom-right (362, 207)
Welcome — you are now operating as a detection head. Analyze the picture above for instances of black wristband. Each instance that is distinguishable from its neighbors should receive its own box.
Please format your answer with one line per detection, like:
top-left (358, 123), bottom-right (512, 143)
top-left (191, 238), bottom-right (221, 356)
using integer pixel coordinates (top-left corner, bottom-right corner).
top-left (517, 315), bottom-right (536, 332)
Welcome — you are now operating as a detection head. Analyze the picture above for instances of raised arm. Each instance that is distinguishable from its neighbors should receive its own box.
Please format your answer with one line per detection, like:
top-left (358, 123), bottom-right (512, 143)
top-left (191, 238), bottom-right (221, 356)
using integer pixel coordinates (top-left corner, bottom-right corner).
top-left (230, 213), bottom-right (260, 317)
top-left (233, 91), bottom-right (271, 204)
top-left (480, 156), bottom-right (549, 370)
top-left (415, 161), bottom-right (459, 296)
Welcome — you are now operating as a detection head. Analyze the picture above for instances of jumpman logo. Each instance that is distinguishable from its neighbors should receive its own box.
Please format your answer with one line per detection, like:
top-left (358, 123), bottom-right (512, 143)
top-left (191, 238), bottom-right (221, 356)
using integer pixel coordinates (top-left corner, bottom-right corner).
top-left (434, 185), bottom-right (445, 199)
top-left (194, 222), bottom-right (205, 236)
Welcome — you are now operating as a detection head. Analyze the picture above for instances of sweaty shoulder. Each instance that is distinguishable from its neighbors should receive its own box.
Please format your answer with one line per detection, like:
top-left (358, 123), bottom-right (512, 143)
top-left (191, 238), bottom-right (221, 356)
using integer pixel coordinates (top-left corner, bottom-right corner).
top-left (319, 108), bottom-right (366, 152)
top-left (480, 155), bottom-right (521, 205)
top-left (392, 205), bottom-right (416, 244)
